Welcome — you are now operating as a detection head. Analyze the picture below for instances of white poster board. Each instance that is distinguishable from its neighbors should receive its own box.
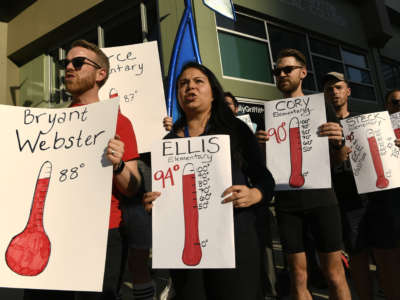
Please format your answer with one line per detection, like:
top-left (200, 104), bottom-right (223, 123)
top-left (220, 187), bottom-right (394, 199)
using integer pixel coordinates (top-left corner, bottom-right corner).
top-left (0, 100), bottom-right (119, 291)
top-left (342, 111), bottom-right (400, 194)
top-left (390, 111), bottom-right (400, 139)
top-left (237, 114), bottom-right (256, 132)
top-left (203, 0), bottom-right (235, 20)
top-left (264, 94), bottom-right (331, 190)
top-left (152, 135), bottom-right (235, 268)
top-left (100, 41), bottom-right (167, 153)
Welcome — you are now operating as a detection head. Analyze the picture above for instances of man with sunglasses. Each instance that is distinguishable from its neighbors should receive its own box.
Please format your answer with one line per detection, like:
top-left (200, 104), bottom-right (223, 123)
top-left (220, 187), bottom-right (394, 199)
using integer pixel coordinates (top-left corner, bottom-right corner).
top-left (256, 49), bottom-right (351, 300)
top-left (64, 40), bottom-right (142, 300)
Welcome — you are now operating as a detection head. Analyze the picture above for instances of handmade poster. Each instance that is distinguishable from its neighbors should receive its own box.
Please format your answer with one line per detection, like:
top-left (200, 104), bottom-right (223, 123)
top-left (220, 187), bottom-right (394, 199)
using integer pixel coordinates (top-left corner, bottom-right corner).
top-left (341, 111), bottom-right (400, 194)
top-left (0, 99), bottom-right (119, 291)
top-left (264, 93), bottom-right (331, 190)
top-left (390, 112), bottom-right (400, 139)
top-left (152, 135), bottom-right (235, 268)
top-left (203, 0), bottom-right (236, 20)
top-left (237, 114), bottom-right (256, 132)
top-left (99, 41), bottom-right (167, 153)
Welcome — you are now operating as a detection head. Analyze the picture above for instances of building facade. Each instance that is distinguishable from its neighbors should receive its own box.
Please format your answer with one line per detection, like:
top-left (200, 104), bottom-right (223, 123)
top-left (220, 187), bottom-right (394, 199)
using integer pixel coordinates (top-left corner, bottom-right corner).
top-left (1, 0), bottom-right (400, 113)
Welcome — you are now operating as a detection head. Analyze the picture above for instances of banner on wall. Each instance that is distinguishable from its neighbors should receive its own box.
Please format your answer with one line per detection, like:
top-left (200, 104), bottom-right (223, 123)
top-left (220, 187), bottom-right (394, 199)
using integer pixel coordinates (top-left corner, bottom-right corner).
top-left (151, 135), bottom-right (235, 268)
top-left (342, 111), bottom-right (400, 194)
top-left (99, 41), bottom-right (167, 153)
top-left (0, 100), bottom-right (119, 291)
top-left (264, 94), bottom-right (331, 190)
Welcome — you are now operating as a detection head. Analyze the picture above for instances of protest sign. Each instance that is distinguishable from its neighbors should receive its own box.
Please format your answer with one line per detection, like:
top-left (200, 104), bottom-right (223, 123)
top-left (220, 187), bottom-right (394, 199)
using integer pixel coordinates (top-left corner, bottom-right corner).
top-left (342, 111), bottom-right (400, 194)
top-left (237, 114), bottom-right (256, 132)
top-left (151, 135), bottom-right (235, 268)
top-left (100, 41), bottom-right (167, 153)
top-left (203, 0), bottom-right (236, 20)
top-left (0, 99), bottom-right (119, 291)
top-left (264, 94), bottom-right (331, 190)
top-left (390, 111), bottom-right (400, 139)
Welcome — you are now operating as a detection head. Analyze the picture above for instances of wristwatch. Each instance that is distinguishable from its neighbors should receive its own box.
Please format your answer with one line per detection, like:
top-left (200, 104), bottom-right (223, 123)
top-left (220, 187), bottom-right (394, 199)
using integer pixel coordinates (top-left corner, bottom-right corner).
top-left (333, 136), bottom-right (345, 150)
top-left (113, 160), bottom-right (125, 174)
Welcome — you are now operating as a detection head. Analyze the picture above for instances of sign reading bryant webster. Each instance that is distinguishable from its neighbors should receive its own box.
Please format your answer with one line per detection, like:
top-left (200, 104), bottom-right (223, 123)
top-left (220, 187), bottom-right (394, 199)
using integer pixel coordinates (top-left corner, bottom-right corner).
top-left (0, 100), bottom-right (119, 291)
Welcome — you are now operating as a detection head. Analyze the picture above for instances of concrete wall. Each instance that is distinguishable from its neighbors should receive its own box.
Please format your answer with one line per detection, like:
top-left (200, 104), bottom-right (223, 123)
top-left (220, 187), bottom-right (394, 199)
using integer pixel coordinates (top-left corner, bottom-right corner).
top-left (0, 22), bottom-right (7, 104)
top-left (158, 0), bottom-right (372, 102)
top-left (380, 23), bottom-right (400, 61)
top-left (7, 0), bottom-right (102, 56)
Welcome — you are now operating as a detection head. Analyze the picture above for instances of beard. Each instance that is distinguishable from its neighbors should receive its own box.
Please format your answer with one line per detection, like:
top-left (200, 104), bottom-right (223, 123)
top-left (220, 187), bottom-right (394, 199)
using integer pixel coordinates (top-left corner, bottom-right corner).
top-left (277, 77), bottom-right (301, 95)
top-left (65, 73), bottom-right (96, 96)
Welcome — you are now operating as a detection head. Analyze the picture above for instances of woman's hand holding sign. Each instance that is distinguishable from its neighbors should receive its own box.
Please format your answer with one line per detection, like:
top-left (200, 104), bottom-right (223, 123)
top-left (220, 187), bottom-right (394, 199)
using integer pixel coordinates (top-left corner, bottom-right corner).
top-left (221, 186), bottom-right (263, 208)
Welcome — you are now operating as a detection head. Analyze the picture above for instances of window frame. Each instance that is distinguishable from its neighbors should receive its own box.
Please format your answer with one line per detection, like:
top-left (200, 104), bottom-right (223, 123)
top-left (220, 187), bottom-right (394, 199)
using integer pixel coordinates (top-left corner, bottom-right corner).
top-left (215, 11), bottom-right (276, 86)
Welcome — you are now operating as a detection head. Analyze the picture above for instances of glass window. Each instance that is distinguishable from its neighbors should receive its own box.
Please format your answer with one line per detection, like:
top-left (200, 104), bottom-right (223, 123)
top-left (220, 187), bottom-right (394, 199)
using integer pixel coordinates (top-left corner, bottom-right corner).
top-left (342, 49), bottom-right (368, 68)
top-left (216, 13), bottom-right (266, 39)
top-left (268, 25), bottom-right (311, 70)
top-left (312, 56), bottom-right (344, 90)
top-left (346, 66), bottom-right (372, 84)
top-left (350, 83), bottom-right (375, 101)
top-left (218, 31), bottom-right (273, 83)
top-left (309, 38), bottom-right (340, 60)
top-left (303, 73), bottom-right (316, 91)
top-left (381, 60), bottom-right (400, 90)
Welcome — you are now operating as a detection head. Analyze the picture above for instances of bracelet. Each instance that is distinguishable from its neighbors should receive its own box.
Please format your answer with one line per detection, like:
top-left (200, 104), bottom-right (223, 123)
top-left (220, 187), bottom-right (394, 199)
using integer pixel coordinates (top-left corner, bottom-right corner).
top-left (113, 160), bottom-right (125, 174)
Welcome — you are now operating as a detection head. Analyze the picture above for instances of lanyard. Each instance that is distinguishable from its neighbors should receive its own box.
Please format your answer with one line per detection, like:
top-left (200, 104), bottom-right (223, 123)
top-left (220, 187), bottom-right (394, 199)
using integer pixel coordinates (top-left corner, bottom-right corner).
top-left (184, 126), bottom-right (190, 137)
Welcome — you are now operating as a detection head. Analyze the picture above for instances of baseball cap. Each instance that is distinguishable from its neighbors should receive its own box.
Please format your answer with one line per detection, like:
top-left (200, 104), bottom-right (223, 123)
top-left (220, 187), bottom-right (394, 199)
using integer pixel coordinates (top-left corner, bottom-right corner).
top-left (321, 72), bottom-right (346, 87)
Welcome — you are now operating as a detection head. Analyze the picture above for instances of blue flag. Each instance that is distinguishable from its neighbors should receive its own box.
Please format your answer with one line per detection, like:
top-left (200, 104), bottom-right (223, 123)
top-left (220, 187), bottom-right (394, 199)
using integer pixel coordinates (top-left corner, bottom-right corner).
top-left (166, 0), bottom-right (202, 121)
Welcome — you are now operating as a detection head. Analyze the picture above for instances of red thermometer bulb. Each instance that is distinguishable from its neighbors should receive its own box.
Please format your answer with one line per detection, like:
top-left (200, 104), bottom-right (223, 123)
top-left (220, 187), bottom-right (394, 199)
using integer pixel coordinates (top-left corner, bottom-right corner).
top-left (6, 161), bottom-right (52, 276)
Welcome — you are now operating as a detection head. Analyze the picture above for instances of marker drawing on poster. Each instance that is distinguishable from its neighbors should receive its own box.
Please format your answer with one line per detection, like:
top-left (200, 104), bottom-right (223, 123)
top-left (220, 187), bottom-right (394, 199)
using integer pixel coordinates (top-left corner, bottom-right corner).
top-left (264, 94), bottom-right (331, 190)
top-left (99, 41), bottom-right (167, 153)
top-left (342, 111), bottom-right (400, 194)
top-left (0, 99), bottom-right (119, 291)
top-left (152, 135), bottom-right (235, 268)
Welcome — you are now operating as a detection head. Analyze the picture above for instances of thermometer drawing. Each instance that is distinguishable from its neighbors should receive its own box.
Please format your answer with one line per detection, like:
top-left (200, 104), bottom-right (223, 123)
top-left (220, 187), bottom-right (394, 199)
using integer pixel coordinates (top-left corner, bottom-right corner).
top-left (367, 130), bottom-right (389, 188)
top-left (289, 117), bottom-right (305, 187)
top-left (6, 161), bottom-right (52, 276)
top-left (181, 163), bottom-right (202, 266)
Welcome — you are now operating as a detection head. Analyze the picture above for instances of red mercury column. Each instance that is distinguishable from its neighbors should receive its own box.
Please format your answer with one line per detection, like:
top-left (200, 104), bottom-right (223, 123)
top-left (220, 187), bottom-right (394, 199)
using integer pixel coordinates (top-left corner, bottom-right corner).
top-left (367, 130), bottom-right (389, 188)
top-left (6, 161), bottom-right (52, 276)
top-left (289, 117), bottom-right (305, 187)
top-left (181, 163), bottom-right (202, 266)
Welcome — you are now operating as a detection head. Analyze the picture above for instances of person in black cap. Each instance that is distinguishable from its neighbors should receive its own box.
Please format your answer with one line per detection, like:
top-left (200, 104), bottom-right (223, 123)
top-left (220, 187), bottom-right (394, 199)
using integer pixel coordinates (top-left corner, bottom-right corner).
top-left (324, 73), bottom-right (400, 300)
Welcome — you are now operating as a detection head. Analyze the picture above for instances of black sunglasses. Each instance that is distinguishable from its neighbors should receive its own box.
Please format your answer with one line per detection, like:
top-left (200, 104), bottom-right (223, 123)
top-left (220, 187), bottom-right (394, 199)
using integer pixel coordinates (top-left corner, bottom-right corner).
top-left (272, 65), bottom-right (303, 77)
top-left (391, 98), bottom-right (400, 105)
top-left (60, 56), bottom-right (101, 70)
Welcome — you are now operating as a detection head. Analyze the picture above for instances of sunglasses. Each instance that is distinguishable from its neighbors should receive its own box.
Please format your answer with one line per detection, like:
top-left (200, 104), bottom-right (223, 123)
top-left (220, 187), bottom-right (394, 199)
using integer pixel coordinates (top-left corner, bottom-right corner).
top-left (391, 98), bottom-right (400, 105)
top-left (60, 56), bottom-right (101, 70)
top-left (272, 65), bottom-right (303, 77)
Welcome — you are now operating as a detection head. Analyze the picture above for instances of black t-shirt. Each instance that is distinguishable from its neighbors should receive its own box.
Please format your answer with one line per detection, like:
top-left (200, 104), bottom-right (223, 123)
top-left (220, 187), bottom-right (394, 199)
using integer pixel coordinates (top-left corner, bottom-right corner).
top-left (275, 99), bottom-right (339, 212)
top-left (332, 112), bottom-right (368, 210)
